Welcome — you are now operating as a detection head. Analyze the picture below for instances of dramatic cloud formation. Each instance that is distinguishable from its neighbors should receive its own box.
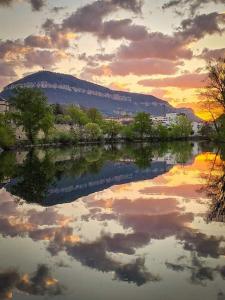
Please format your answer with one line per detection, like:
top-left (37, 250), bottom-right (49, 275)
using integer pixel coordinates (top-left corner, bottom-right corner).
top-left (82, 58), bottom-right (181, 77)
top-left (116, 32), bottom-right (193, 61)
top-left (179, 12), bottom-right (225, 41)
top-left (116, 12), bottom-right (225, 62)
top-left (41, 0), bottom-right (145, 43)
top-left (138, 73), bottom-right (208, 89)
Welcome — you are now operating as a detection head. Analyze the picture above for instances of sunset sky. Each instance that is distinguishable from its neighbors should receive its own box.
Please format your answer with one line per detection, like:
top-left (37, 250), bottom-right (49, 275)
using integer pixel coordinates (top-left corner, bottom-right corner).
top-left (0, 0), bottom-right (225, 119)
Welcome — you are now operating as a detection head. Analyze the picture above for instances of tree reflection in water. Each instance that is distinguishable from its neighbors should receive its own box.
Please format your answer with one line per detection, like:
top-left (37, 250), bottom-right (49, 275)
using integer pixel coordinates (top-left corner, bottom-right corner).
top-left (11, 150), bottom-right (56, 204)
top-left (205, 147), bottom-right (225, 222)
top-left (0, 142), bottom-right (195, 205)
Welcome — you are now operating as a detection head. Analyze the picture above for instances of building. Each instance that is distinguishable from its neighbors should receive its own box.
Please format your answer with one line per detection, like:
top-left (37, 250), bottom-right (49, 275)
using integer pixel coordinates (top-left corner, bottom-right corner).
top-left (0, 97), bottom-right (9, 113)
top-left (105, 116), bottom-right (133, 125)
top-left (152, 112), bottom-right (202, 135)
top-left (152, 113), bottom-right (185, 127)
top-left (192, 121), bottom-right (202, 136)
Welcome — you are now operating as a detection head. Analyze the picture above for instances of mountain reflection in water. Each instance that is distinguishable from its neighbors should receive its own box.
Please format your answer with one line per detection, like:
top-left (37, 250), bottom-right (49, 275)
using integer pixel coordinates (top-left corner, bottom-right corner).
top-left (0, 142), bottom-right (225, 300)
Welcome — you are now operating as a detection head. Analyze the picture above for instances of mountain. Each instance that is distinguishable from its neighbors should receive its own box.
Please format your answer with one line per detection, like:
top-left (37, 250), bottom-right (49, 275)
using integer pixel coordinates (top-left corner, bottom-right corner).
top-left (0, 71), bottom-right (199, 120)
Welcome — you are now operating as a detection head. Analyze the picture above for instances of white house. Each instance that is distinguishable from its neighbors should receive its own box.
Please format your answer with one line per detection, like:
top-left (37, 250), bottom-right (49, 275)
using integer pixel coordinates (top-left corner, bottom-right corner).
top-left (152, 112), bottom-right (185, 126)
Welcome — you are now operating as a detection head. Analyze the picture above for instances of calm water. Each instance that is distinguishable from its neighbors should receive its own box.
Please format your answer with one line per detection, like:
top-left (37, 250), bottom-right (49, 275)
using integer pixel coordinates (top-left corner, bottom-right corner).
top-left (0, 142), bottom-right (225, 300)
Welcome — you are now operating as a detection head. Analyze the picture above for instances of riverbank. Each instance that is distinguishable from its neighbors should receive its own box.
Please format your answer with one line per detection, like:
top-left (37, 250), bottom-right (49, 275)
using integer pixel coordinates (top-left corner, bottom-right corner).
top-left (0, 135), bottom-right (209, 152)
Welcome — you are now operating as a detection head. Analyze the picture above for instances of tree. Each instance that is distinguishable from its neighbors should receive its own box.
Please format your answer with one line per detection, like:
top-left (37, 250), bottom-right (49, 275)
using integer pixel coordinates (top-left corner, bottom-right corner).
top-left (200, 122), bottom-right (214, 138)
top-left (154, 124), bottom-right (168, 139)
top-left (170, 115), bottom-right (192, 138)
top-left (201, 58), bottom-right (225, 134)
top-left (102, 120), bottom-right (122, 140)
top-left (207, 58), bottom-right (225, 112)
top-left (121, 124), bottom-right (136, 140)
top-left (133, 112), bottom-right (153, 139)
top-left (87, 108), bottom-right (103, 124)
top-left (85, 123), bottom-right (102, 140)
top-left (40, 109), bottom-right (55, 140)
top-left (10, 150), bottom-right (56, 204)
top-left (68, 105), bottom-right (89, 126)
top-left (215, 114), bottom-right (225, 140)
top-left (0, 113), bottom-right (15, 149)
top-left (9, 87), bottom-right (54, 144)
top-left (51, 103), bottom-right (64, 115)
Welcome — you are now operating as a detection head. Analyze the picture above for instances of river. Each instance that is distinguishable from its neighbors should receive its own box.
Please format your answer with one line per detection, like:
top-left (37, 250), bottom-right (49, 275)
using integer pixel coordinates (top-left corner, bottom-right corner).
top-left (0, 141), bottom-right (224, 300)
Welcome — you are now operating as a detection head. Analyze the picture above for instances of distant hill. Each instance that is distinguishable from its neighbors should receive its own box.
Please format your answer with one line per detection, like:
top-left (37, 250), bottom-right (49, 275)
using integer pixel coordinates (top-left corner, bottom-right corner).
top-left (0, 71), bottom-right (199, 120)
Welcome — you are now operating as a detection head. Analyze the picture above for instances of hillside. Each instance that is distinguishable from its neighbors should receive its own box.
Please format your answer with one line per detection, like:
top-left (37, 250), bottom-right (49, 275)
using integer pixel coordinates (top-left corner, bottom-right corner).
top-left (0, 71), bottom-right (198, 120)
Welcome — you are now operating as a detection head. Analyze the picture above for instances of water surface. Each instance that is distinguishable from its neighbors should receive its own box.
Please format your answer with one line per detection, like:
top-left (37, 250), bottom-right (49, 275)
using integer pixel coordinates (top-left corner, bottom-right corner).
top-left (0, 142), bottom-right (225, 300)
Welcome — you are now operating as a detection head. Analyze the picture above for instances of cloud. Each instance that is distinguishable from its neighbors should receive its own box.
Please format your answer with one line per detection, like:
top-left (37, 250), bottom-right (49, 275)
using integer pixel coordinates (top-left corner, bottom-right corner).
top-left (78, 52), bottom-right (115, 67)
top-left (0, 265), bottom-right (63, 298)
top-left (138, 73), bottom-right (208, 89)
top-left (115, 258), bottom-right (160, 286)
top-left (179, 231), bottom-right (225, 258)
top-left (198, 47), bottom-right (225, 61)
top-left (117, 32), bottom-right (193, 61)
top-left (100, 19), bottom-right (148, 41)
top-left (17, 264), bottom-right (63, 296)
top-left (0, 0), bottom-right (46, 11)
top-left (61, 234), bottom-right (160, 286)
top-left (58, 0), bottom-right (145, 41)
top-left (42, 19), bottom-right (76, 49)
top-left (0, 60), bottom-right (17, 90)
top-left (115, 12), bottom-right (225, 63)
top-left (51, 6), bottom-right (66, 13)
top-left (0, 39), bottom-right (24, 60)
top-left (162, 0), bottom-right (225, 16)
top-left (23, 50), bottom-right (66, 68)
top-left (29, 0), bottom-right (45, 11)
top-left (111, 0), bottom-right (143, 13)
top-left (24, 35), bottom-right (53, 48)
top-left (82, 58), bottom-right (182, 77)
top-left (179, 12), bottom-right (225, 41)
top-left (0, 60), bottom-right (17, 77)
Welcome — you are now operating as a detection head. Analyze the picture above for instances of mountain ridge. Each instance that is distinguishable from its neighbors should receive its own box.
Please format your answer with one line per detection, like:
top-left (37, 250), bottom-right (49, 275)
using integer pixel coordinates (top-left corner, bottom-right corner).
top-left (0, 71), bottom-right (199, 121)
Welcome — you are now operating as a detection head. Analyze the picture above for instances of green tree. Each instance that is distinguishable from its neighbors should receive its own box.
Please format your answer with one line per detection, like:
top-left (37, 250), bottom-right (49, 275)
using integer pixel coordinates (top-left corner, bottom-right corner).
top-left (68, 105), bottom-right (89, 126)
top-left (0, 113), bottom-right (15, 149)
top-left (9, 87), bottom-right (53, 144)
top-left (216, 114), bottom-right (225, 140)
top-left (121, 124), bottom-right (136, 140)
top-left (102, 120), bottom-right (122, 140)
top-left (87, 108), bottom-right (103, 124)
top-left (155, 124), bottom-right (168, 139)
top-left (133, 112), bottom-right (153, 139)
top-left (200, 122), bottom-right (214, 138)
top-left (10, 150), bottom-right (56, 204)
top-left (40, 109), bottom-right (55, 140)
top-left (170, 115), bottom-right (192, 138)
top-left (0, 151), bottom-right (16, 183)
top-left (51, 103), bottom-right (64, 115)
top-left (85, 122), bottom-right (102, 140)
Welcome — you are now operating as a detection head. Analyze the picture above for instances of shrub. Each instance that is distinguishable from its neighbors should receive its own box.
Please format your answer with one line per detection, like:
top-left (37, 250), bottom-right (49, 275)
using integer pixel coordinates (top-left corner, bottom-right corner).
top-left (84, 123), bottom-right (102, 140)
top-left (0, 125), bottom-right (15, 149)
top-left (49, 129), bottom-right (78, 145)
